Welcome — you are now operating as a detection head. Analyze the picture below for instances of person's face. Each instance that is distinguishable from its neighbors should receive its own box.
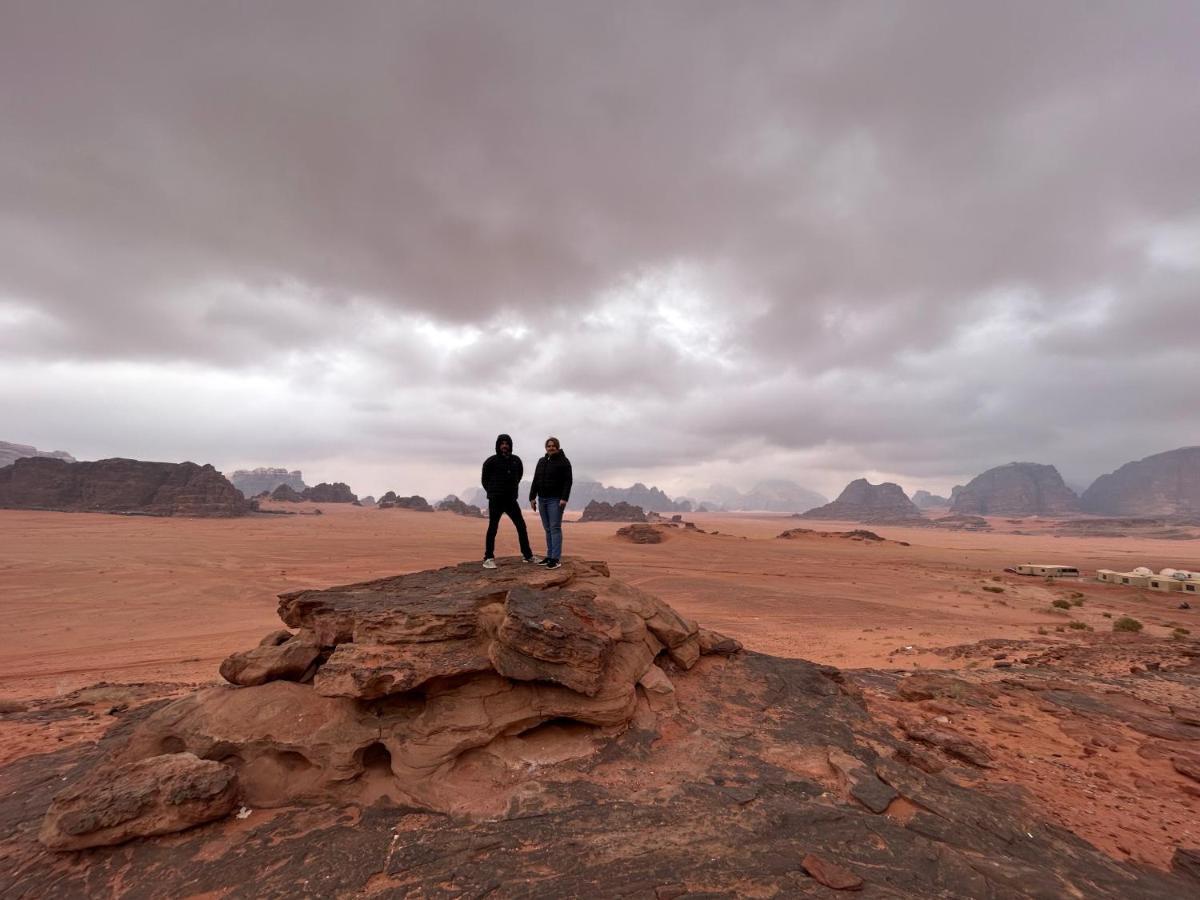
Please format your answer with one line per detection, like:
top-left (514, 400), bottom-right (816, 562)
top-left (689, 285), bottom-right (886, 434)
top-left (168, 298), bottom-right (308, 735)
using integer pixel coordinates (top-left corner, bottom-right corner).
top-left (545, 441), bottom-right (559, 456)
top-left (499, 440), bottom-right (511, 454)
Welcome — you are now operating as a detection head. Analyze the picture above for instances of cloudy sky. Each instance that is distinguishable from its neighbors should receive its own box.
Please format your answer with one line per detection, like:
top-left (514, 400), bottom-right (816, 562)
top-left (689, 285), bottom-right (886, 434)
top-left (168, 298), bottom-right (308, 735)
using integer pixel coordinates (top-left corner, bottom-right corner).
top-left (2, 1), bottom-right (1198, 501)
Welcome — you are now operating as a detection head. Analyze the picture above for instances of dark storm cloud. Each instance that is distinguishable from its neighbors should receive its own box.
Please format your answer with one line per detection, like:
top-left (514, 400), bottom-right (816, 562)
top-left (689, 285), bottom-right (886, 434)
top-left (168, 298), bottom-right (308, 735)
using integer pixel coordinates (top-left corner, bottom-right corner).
top-left (2, 1), bottom-right (1199, 497)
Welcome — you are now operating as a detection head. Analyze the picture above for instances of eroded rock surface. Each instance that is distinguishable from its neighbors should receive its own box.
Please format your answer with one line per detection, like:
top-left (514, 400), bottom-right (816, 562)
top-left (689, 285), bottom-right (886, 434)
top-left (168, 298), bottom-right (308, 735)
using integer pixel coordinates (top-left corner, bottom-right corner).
top-left (951, 462), bottom-right (1080, 516)
top-left (799, 478), bottom-right (926, 524)
top-left (38, 752), bottom-right (237, 850)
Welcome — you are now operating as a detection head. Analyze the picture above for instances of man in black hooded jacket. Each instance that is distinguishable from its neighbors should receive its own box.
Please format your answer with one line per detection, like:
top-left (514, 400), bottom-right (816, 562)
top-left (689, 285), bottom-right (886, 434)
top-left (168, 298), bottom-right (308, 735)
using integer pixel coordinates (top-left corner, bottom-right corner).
top-left (481, 433), bottom-right (534, 568)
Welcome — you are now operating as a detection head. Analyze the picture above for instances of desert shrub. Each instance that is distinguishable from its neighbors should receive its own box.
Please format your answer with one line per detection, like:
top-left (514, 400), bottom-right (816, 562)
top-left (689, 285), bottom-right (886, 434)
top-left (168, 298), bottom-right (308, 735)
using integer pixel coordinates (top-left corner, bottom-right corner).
top-left (1174, 627), bottom-right (1191, 635)
top-left (1112, 616), bottom-right (1143, 633)
top-left (1054, 625), bottom-right (1065, 632)
top-left (1051, 598), bottom-right (1071, 609)
top-left (1070, 597), bottom-right (1085, 607)
top-left (983, 585), bottom-right (1004, 594)
top-left (1067, 621), bottom-right (1091, 631)
top-left (1101, 612), bottom-right (1112, 618)
top-left (1036, 626), bottom-right (1048, 635)
top-left (1067, 591), bottom-right (1085, 600)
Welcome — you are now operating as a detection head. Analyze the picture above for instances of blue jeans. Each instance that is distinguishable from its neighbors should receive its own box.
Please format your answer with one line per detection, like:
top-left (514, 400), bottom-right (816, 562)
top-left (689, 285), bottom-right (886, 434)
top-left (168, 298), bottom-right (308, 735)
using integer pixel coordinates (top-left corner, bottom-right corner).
top-left (538, 497), bottom-right (564, 560)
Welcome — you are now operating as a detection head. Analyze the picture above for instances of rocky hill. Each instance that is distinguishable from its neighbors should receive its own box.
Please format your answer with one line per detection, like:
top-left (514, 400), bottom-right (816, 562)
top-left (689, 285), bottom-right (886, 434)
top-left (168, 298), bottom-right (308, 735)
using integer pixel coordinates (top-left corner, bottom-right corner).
top-left (911, 489), bottom-right (951, 509)
top-left (0, 457), bottom-right (252, 517)
top-left (435, 495), bottom-right (484, 517)
top-left (1081, 446), bottom-right (1200, 517)
top-left (301, 482), bottom-right (357, 503)
top-left (228, 467), bottom-right (306, 497)
top-left (951, 463), bottom-right (1080, 516)
top-left (799, 478), bottom-right (925, 523)
top-left (685, 480), bottom-right (827, 512)
top-left (578, 500), bottom-right (648, 522)
top-left (0, 440), bottom-right (76, 468)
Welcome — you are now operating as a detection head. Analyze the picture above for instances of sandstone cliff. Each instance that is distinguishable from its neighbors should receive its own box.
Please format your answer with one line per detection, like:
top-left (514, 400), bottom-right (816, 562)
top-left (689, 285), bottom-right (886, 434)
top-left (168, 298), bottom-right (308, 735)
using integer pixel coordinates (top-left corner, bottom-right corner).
top-left (799, 478), bottom-right (925, 523)
top-left (1081, 446), bottom-right (1200, 517)
top-left (0, 457), bottom-right (252, 517)
top-left (229, 467), bottom-right (306, 497)
top-left (950, 463), bottom-right (1079, 517)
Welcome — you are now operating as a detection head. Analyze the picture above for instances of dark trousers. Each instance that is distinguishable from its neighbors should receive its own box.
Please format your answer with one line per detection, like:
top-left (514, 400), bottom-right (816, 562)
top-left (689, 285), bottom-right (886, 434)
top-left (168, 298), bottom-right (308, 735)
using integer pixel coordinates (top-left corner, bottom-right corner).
top-left (485, 498), bottom-right (532, 559)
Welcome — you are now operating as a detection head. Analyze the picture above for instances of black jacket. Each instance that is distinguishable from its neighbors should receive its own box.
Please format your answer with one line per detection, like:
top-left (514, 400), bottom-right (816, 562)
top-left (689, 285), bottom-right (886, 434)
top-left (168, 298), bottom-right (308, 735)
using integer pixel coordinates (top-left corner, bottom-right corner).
top-left (530, 451), bottom-right (573, 503)
top-left (481, 433), bottom-right (523, 502)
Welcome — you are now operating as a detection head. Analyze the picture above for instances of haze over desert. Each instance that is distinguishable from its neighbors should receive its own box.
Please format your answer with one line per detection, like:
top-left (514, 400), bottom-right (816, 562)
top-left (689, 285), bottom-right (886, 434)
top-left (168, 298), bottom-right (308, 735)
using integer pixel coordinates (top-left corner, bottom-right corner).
top-left (4, 2), bottom-right (1200, 897)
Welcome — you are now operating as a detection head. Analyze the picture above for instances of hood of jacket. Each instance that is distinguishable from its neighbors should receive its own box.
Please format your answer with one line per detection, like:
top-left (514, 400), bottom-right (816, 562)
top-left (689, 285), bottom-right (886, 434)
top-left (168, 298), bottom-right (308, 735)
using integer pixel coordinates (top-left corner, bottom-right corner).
top-left (495, 433), bottom-right (513, 454)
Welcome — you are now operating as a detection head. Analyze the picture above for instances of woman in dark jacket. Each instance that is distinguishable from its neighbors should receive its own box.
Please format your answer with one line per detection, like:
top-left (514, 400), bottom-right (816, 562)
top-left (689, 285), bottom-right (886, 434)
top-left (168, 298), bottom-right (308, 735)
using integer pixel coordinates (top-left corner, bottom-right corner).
top-left (529, 436), bottom-right (572, 569)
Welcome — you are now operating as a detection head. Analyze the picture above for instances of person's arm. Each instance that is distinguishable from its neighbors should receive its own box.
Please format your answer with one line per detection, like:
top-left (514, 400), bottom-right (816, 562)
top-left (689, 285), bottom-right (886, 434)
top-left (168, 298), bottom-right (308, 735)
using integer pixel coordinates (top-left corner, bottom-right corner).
top-left (560, 459), bottom-right (572, 507)
top-left (481, 457), bottom-right (492, 493)
top-left (529, 459), bottom-right (541, 508)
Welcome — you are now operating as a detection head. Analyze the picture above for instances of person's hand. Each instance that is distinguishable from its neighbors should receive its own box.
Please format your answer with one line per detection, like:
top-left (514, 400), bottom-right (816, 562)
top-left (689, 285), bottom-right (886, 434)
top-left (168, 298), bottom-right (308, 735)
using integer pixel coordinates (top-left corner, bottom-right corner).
top-left (558, 499), bottom-right (567, 509)
top-left (530, 500), bottom-right (537, 512)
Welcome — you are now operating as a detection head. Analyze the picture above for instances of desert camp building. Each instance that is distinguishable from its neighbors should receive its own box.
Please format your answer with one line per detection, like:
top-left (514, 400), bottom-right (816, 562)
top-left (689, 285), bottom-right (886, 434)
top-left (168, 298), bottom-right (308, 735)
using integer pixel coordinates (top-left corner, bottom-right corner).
top-left (1097, 567), bottom-right (1198, 592)
top-left (1015, 564), bottom-right (1080, 577)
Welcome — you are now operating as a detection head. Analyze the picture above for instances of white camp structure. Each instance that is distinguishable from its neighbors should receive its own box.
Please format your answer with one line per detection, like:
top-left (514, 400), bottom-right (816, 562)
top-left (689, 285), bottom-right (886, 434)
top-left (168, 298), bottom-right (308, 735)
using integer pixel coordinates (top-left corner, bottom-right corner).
top-left (1097, 566), bottom-right (1198, 592)
top-left (1015, 564), bottom-right (1080, 577)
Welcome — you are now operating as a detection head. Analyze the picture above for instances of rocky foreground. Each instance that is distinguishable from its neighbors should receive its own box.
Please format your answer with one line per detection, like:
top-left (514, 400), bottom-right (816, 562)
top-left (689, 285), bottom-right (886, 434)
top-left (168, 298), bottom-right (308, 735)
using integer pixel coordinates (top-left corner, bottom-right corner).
top-left (2, 561), bottom-right (1199, 897)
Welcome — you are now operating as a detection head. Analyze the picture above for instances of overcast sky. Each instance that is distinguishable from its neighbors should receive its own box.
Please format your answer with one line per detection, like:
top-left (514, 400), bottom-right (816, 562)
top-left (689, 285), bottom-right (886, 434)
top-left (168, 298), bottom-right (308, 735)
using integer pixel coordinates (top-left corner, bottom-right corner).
top-left (2, 2), bottom-right (1198, 500)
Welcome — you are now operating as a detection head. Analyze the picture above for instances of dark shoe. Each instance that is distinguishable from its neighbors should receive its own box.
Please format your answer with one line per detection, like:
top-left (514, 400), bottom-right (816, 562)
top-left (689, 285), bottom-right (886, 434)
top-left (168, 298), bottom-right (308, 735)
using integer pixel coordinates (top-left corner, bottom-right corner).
top-left (536, 557), bottom-right (551, 566)
top-left (545, 559), bottom-right (561, 570)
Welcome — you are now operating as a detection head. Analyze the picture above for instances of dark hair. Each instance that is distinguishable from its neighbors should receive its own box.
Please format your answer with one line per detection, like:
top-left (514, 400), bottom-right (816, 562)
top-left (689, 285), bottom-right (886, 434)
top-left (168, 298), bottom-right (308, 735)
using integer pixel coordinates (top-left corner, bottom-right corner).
top-left (545, 436), bottom-right (560, 449)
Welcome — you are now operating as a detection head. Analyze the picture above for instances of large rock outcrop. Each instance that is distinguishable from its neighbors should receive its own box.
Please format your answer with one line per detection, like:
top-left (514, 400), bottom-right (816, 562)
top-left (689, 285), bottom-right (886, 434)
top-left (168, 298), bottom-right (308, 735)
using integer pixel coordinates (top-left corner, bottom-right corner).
top-left (0, 457), bottom-right (253, 517)
top-left (229, 467), bottom-right (306, 498)
top-left (578, 500), bottom-right (648, 522)
top-left (0, 440), bottom-right (75, 468)
top-left (799, 478), bottom-right (925, 524)
top-left (87, 559), bottom-right (739, 820)
top-left (1081, 446), bottom-right (1200, 517)
top-left (911, 489), bottom-right (951, 509)
top-left (301, 482), bottom-right (357, 503)
top-left (378, 491), bottom-right (434, 511)
top-left (951, 462), bottom-right (1080, 516)
top-left (435, 495), bottom-right (485, 517)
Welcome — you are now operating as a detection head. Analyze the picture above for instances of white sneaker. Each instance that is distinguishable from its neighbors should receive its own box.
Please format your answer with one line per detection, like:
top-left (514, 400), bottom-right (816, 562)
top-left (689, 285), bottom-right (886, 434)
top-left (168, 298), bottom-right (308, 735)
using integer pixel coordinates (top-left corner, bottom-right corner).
top-left (522, 556), bottom-right (540, 564)
top-left (482, 558), bottom-right (497, 569)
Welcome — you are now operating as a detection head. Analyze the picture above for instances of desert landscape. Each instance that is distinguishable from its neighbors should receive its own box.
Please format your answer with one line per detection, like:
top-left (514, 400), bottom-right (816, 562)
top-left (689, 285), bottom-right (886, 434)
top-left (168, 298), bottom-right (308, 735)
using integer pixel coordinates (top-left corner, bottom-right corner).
top-left (3, 493), bottom-right (1200, 895)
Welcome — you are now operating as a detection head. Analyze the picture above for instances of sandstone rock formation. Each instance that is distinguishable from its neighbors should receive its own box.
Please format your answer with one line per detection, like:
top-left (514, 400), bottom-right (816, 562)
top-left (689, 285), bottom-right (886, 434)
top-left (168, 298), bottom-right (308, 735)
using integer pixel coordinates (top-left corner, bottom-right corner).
top-left (579, 500), bottom-right (648, 522)
top-left (39, 753), bottom-right (238, 850)
top-left (616, 524), bottom-right (666, 543)
top-left (269, 483), bottom-right (304, 502)
top-left (798, 479), bottom-right (925, 524)
top-left (228, 467), bottom-right (306, 498)
top-left (378, 491), bottom-right (434, 511)
top-left (0, 457), bottom-right (253, 517)
top-left (950, 462), bottom-right (1080, 516)
top-left (301, 482), bottom-right (357, 503)
top-left (0, 440), bottom-right (75, 468)
top-left (435, 495), bottom-right (484, 517)
top-left (77, 559), bottom-right (740, 821)
top-left (911, 489), bottom-right (950, 509)
top-left (1081, 446), bottom-right (1200, 517)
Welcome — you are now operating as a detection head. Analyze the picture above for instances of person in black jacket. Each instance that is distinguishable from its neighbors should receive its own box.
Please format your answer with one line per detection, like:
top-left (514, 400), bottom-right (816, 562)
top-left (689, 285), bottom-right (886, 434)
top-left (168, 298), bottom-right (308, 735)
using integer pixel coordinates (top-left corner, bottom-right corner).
top-left (529, 436), bottom-right (572, 569)
top-left (481, 433), bottom-right (534, 568)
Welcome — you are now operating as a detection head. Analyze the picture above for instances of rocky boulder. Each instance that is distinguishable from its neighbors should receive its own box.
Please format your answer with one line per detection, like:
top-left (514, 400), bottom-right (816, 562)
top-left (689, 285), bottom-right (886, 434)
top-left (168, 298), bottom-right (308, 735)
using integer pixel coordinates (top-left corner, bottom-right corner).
top-left (616, 524), bottom-right (667, 544)
top-left (435, 495), bottom-right (485, 517)
top-left (1081, 446), bottom-right (1200, 517)
top-left (951, 462), bottom-right (1080, 516)
top-left (94, 559), bottom-right (739, 816)
top-left (378, 492), bottom-right (434, 511)
top-left (301, 482), bottom-right (357, 503)
top-left (579, 500), bottom-right (648, 522)
top-left (0, 457), bottom-right (253, 517)
top-left (799, 479), bottom-right (925, 524)
top-left (39, 753), bottom-right (238, 850)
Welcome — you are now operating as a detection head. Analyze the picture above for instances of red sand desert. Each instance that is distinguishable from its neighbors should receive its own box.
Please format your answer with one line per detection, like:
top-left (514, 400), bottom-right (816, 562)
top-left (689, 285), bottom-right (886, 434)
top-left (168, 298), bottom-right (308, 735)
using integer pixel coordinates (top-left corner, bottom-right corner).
top-left (2, 503), bottom-right (1199, 875)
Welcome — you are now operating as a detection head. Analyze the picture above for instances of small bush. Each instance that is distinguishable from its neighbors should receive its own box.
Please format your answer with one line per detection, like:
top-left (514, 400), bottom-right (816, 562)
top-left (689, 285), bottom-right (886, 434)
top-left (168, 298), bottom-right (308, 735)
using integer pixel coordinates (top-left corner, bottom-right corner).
top-left (983, 585), bottom-right (1005, 594)
top-left (1067, 591), bottom-right (1085, 600)
top-left (1101, 612), bottom-right (1113, 618)
top-left (1055, 625), bottom-right (1065, 632)
top-left (1174, 627), bottom-right (1191, 635)
top-left (1036, 626), bottom-right (1048, 635)
top-left (1070, 597), bottom-right (1085, 607)
top-left (1067, 621), bottom-right (1091, 631)
top-left (1051, 598), bottom-right (1071, 609)
top-left (1113, 616), bottom-right (1143, 633)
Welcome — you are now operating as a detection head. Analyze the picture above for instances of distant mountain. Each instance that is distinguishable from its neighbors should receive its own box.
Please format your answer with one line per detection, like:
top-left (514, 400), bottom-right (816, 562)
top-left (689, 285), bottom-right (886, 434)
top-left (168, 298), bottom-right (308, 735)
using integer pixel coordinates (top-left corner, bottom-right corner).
top-left (911, 490), bottom-right (951, 509)
top-left (0, 440), bottom-right (76, 468)
top-left (463, 479), bottom-right (691, 512)
top-left (799, 479), bottom-right (925, 524)
top-left (1081, 446), bottom-right (1200, 517)
top-left (950, 463), bottom-right (1079, 517)
top-left (686, 480), bottom-right (827, 513)
top-left (229, 467), bottom-right (307, 498)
